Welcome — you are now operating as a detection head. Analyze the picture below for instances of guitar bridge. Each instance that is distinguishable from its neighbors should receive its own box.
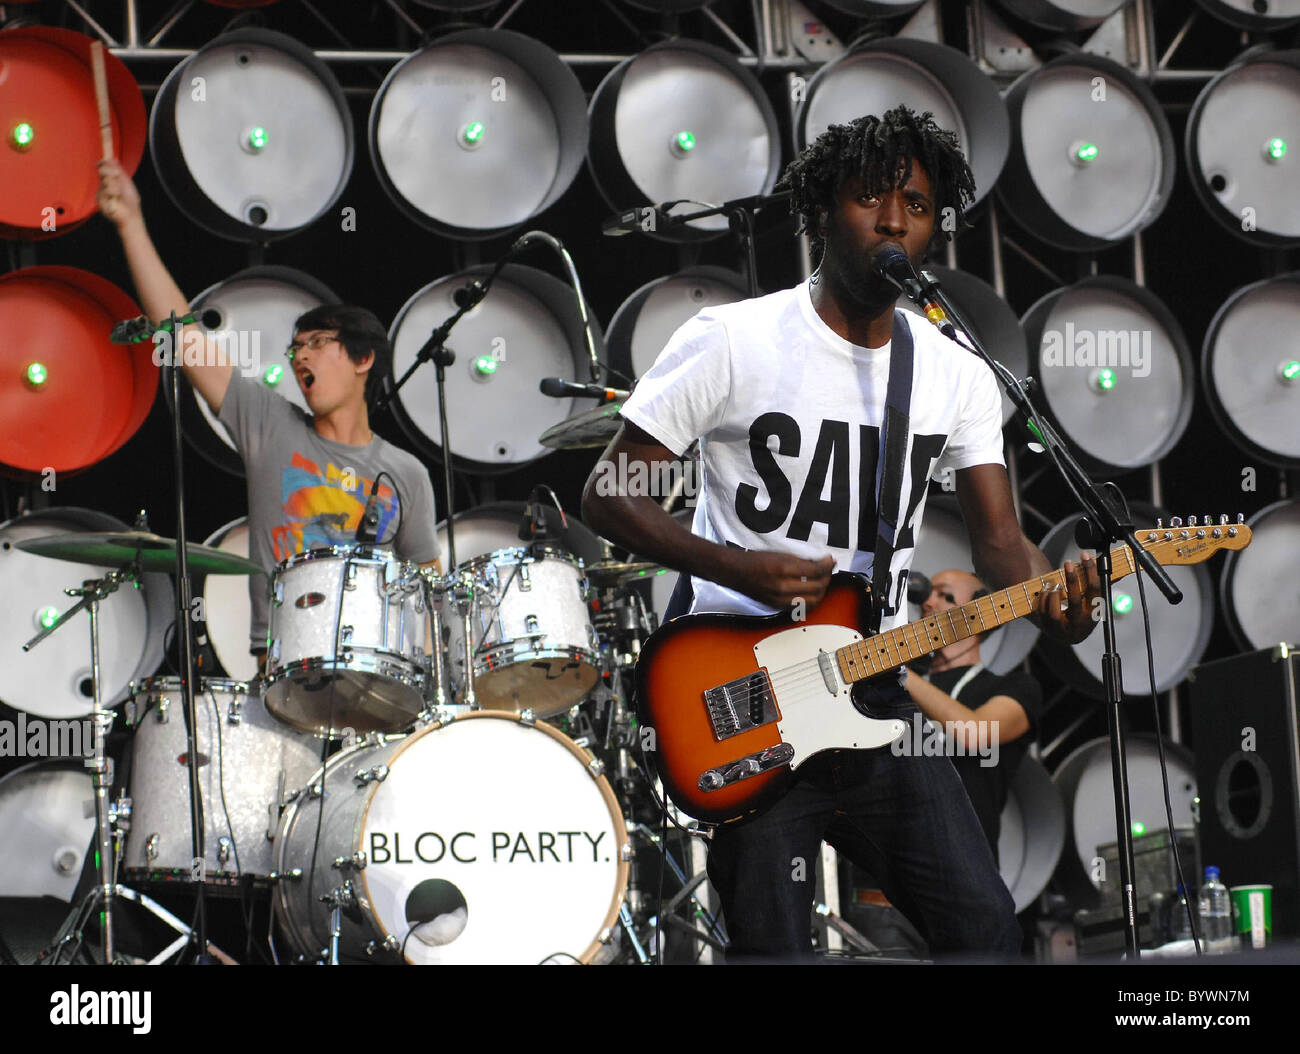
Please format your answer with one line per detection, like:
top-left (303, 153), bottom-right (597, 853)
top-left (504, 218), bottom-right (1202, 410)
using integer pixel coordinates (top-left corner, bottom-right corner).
top-left (697, 743), bottom-right (795, 792)
top-left (703, 670), bottom-right (778, 741)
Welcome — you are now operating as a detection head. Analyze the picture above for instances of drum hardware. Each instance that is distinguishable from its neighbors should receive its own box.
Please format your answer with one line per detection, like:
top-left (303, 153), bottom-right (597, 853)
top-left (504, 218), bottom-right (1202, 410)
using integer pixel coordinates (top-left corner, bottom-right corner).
top-left (20, 481), bottom-right (269, 962)
top-left (19, 559), bottom-right (141, 963)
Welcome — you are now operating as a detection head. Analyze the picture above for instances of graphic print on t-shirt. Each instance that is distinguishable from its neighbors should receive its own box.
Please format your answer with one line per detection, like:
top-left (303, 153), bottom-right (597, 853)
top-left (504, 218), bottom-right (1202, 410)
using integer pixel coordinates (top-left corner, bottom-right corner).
top-left (726, 414), bottom-right (949, 622)
top-left (272, 450), bottom-right (399, 561)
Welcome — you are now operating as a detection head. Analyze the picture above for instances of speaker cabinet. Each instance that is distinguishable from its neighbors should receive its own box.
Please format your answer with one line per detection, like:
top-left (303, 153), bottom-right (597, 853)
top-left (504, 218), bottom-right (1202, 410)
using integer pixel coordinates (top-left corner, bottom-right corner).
top-left (1189, 644), bottom-right (1300, 938)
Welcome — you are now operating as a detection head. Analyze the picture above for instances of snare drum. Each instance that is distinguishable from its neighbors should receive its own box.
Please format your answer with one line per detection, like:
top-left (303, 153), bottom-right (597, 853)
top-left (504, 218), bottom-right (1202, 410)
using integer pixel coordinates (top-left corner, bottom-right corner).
top-left (123, 678), bottom-right (320, 885)
top-left (273, 711), bottom-right (629, 964)
top-left (444, 546), bottom-right (599, 717)
top-left (265, 546), bottom-right (429, 734)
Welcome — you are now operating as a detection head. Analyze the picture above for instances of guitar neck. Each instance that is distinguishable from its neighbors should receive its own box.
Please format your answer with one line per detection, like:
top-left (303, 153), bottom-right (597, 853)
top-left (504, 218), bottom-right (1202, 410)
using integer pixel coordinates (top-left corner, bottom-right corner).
top-left (835, 544), bottom-right (1136, 685)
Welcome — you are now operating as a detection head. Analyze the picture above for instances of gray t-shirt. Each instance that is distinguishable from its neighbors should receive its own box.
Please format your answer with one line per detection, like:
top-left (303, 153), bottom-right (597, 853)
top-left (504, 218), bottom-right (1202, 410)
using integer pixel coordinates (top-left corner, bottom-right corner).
top-left (218, 375), bottom-right (440, 651)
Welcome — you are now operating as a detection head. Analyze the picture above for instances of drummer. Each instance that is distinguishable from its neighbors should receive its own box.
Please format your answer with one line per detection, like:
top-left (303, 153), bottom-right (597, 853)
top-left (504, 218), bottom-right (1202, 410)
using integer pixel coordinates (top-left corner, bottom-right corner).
top-left (96, 160), bottom-right (441, 671)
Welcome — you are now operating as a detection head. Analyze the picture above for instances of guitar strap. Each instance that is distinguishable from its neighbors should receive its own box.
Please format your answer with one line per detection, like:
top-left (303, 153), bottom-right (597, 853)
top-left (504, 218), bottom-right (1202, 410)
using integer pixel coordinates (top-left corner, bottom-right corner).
top-left (868, 310), bottom-right (915, 634)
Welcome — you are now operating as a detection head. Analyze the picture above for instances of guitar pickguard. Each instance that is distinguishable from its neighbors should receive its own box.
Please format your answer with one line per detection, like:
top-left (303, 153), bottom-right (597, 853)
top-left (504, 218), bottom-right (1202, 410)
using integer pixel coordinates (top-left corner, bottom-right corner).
top-left (752, 624), bottom-right (908, 769)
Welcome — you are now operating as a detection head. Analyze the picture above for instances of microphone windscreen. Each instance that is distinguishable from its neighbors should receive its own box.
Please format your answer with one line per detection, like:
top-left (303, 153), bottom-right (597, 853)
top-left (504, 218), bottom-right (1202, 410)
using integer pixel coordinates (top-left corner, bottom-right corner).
top-left (906, 571), bottom-right (932, 605)
top-left (538, 377), bottom-right (570, 398)
top-left (874, 244), bottom-right (911, 276)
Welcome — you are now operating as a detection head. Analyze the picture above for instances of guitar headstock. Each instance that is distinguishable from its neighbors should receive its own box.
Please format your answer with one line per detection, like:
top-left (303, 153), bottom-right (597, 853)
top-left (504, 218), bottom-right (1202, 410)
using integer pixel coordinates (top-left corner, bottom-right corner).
top-left (1136, 513), bottom-right (1252, 566)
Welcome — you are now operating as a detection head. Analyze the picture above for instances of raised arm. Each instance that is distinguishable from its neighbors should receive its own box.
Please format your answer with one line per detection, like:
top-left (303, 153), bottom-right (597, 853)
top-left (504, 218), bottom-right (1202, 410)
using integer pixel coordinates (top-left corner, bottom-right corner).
top-left (581, 421), bottom-right (834, 611)
top-left (96, 158), bottom-right (233, 414)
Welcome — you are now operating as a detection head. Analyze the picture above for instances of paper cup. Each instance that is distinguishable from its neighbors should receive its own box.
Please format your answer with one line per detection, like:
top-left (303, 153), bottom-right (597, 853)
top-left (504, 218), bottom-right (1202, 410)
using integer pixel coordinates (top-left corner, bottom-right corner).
top-left (1229, 885), bottom-right (1272, 950)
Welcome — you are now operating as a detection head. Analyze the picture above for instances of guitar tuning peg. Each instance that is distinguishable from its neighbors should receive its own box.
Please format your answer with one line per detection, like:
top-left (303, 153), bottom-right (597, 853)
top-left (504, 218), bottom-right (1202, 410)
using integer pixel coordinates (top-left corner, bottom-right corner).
top-left (1219, 514), bottom-right (1228, 525)
top-left (1237, 513), bottom-right (1245, 524)
top-left (1170, 516), bottom-right (1183, 528)
top-left (1155, 517), bottom-right (1163, 529)
top-left (1189, 516), bottom-right (1198, 526)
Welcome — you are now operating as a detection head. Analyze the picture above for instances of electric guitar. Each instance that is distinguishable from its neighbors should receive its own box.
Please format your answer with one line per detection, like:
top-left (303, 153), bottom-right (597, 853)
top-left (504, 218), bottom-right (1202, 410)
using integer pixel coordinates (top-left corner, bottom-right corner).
top-left (636, 518), bottom-right (1252, 825)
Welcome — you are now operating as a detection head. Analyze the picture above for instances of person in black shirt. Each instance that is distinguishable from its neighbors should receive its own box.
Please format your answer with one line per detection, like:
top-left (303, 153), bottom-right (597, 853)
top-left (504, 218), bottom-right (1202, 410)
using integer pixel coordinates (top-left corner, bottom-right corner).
top-left (904, 569), bottom-right (1043, 861)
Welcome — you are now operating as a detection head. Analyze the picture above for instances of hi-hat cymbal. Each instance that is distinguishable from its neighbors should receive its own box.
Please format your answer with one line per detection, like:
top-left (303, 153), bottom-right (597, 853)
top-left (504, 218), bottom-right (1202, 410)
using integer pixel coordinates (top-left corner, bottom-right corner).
top-left (538, 401), bottom-right (623, 450)
top-left (16, 531), bottom-right (264, 575)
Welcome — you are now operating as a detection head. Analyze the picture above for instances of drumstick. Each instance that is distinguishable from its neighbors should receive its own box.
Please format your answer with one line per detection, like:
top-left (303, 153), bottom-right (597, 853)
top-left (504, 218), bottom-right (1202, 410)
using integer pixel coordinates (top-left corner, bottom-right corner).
top-left (90, 41), bottom-right (113, 160)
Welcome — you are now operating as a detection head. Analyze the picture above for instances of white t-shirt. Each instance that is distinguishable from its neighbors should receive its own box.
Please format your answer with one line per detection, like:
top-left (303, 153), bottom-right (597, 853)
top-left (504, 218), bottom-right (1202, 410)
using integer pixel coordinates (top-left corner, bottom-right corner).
top-left (620, 279), bottom-right (1005, 634)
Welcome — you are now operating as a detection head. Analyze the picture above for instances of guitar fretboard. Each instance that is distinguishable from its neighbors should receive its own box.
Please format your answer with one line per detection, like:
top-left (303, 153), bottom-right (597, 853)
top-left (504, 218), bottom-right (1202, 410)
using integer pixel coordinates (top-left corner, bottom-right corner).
top-left (835, 544), bottom-right (1136, 684)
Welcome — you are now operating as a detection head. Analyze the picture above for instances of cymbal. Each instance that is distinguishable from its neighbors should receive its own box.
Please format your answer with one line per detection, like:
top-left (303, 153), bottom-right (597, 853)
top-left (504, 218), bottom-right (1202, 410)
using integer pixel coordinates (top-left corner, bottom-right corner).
top-left (16, 531), bottom-right (265, 576)
top-left (538, 401), bottom-right (623, 450)
top-left (585, 559), bottom-right (667, 586)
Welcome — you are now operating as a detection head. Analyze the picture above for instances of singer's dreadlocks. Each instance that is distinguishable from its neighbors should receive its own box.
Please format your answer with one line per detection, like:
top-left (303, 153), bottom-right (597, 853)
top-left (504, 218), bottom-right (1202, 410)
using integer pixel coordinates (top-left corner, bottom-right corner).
top-left (780, 106), bottom-right (976, 265)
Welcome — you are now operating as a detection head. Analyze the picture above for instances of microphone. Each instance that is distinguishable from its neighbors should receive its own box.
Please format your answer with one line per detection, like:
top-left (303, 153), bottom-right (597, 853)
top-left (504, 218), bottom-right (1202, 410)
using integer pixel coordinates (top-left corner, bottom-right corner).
top-left (354, 474), bottom-right (383, 544)
top-left (451, 279), bottom-right (486, 310)
top-left (906, 570), bottom-right (932, 606)
top-left (601, 206), bottom-right (659, 237)
top-left (518, 483), bottom-right (568, 545)
top-left (873, 245), bottom-right (956, 339)
top-left (539, 377), bottom-right (628, 401)
top-left (110, 312), bottom-right (203, 345)
top-left (110, 315), bottom-right (156, 345)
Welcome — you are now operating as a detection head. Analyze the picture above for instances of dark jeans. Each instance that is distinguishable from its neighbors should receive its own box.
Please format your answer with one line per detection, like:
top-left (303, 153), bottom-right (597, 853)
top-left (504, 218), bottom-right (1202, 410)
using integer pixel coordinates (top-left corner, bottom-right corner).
top-left (705, 683), bottom-right (1020, 962)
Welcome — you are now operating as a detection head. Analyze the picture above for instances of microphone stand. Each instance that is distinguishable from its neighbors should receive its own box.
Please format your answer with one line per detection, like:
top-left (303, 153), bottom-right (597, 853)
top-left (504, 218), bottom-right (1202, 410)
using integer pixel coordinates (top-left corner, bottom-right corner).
top-left (632, 190), bottom-right (792, 299)
top-left (162, 309), bottom-right (209, 963)
top-left (900, 268), bottom-right (1181, 958)
top-left (373, 257), bottom-right (513, 573)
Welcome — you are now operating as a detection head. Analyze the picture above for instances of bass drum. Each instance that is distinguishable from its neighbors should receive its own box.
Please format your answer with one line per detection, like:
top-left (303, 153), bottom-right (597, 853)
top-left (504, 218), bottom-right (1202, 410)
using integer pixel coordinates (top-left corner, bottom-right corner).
top-left (0, 507), bottom-right (171, 718)
top-left (201, 516), bottom-right (261, 682)
top-left (0, 760), bottom-right (95, 901)
top-left (274, 712), bottom-right (629, 964)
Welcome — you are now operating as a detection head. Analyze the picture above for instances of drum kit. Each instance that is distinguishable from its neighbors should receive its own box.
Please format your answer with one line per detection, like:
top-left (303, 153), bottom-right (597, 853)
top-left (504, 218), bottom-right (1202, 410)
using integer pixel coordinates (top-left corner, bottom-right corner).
top-left (2, 414), bottom-right (722, 966)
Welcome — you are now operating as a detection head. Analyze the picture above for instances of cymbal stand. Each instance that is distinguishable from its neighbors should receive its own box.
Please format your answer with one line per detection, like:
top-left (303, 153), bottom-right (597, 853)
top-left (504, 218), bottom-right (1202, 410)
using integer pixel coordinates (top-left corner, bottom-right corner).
top-left (23, 563), bottom-right (137, 964)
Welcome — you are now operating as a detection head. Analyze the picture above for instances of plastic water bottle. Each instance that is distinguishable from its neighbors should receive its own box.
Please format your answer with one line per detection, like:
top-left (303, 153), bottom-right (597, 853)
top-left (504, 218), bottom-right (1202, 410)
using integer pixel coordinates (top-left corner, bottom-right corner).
top-left (1198, 866), bottom-right (1233, 953)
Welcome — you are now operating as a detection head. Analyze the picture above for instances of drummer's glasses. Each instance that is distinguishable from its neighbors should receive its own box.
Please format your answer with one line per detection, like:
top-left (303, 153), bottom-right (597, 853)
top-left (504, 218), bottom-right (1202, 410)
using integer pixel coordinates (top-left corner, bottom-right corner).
top-left (286, 332), bottom-right (339, 361)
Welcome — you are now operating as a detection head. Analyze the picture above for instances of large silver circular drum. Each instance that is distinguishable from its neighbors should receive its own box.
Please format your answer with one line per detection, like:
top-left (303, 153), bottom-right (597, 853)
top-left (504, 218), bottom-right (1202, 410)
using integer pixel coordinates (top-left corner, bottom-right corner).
top-left (265, 547), bottom-right (429, 734)
top-left (273, 712), bottom-right (629, 964)
top-left (444, 546), bottom-right (599, 717)
top-left (123, 677), bottom-right (319, 885)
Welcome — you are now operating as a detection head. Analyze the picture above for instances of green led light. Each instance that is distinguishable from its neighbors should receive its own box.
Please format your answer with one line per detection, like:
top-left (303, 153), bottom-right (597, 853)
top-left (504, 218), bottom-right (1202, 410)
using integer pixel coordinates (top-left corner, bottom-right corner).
top-left (263, 364), bottom-right (283, 387)
top-left (248, 127), bottom-right (268, 151)
top-left (1132, 821), bottom-right (1146, 837)
top-left (1281, 359), bottom-right (1300, 381)
top-left (1266, 137), bottom-right (1287, 161)
top-left (11, 122), bottom-right (34, 151)
top-left (675, 130), bottom-right (697, 153)
top-left (25, 362), bottom-right (48, 387)
top-left (1097, 368), bottom-right (1116, 391)
top-left (38, 606), bottom-right (60, 630)
top-left (473, 356), bottom-right (498, 376)
top-left (1075, 142), bottom-right (1099, 163)
top-left (1113, 593), bottom-right (1134, 615)
top-left (462, 121), bottom-right (485, 146)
